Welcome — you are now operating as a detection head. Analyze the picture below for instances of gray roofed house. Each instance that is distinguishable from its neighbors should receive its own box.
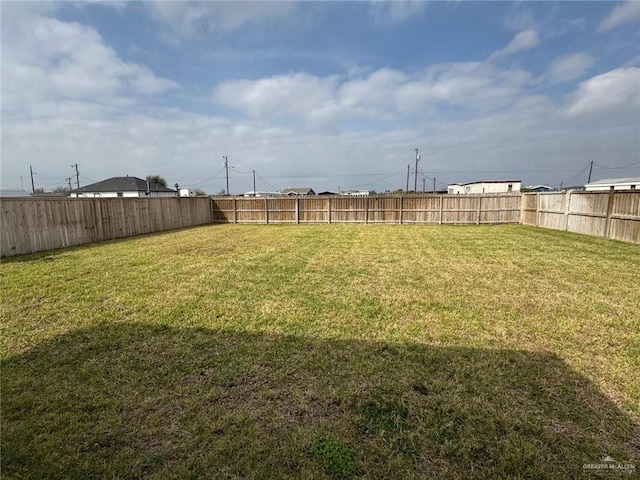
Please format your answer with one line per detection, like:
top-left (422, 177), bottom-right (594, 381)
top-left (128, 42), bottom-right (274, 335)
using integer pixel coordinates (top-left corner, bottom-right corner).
top-left (281, 187), bottom-right (316, 196)
top-left (70, 176), bottom-right (176, 198)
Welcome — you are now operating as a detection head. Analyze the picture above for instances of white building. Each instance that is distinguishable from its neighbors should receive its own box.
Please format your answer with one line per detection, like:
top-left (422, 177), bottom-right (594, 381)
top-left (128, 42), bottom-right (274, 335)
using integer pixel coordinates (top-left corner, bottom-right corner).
top-left (341, 189), bottom-right (375, 196)
top-left (585, 177), bottom-right (639, 191)
top-left (243, 191), bottom-right (285, 197)
top-left (70, 176), bottom-right (176, 198)
top-left (448, 180), bottom-right (521, 195)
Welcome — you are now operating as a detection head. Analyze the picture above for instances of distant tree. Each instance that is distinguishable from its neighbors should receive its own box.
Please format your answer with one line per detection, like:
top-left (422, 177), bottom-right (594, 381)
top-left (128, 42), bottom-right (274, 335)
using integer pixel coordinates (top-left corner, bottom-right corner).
top-left (52, 186), bottom-right (70, 194)
top-left (193, 188), bottom-right (207, 196)
top-left (145, 175), bottom-right (167, 187)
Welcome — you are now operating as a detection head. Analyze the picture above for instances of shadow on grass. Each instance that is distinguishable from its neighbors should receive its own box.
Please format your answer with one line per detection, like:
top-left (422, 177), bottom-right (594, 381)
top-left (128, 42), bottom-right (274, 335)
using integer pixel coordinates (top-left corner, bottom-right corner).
top-left (3, 323), bottom-right (638, 479)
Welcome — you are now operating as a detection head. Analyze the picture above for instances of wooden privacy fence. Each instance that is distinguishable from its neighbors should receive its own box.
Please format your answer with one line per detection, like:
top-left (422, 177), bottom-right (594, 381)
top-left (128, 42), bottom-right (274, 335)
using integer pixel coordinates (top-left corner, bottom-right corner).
top-left (1, 197), bottom-right (212, 257)
top-left (2, 192), bottom-right (639, 257)
top-left (211, 195), bottom-right (522, 225)
top-left (521, 190), bottom-right (640, 243)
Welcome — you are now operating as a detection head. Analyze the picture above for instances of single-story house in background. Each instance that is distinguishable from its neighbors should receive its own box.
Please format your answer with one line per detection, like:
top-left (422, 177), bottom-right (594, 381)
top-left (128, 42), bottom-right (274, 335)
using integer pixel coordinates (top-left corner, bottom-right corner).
top-left (526, 185), bottom-right (552, 192)
top-left (70, 176), bottom-right (176, 198)
top-left (585, 177), bottom-right (639, 191)
top-left (281, 188), bottom-right (316, 196)
top-left (341, 190), bottom-right (376, 196)
top-left (243, 191), bottom-right (285, 197)
top-left (448, 180), bottom-right (521, 195)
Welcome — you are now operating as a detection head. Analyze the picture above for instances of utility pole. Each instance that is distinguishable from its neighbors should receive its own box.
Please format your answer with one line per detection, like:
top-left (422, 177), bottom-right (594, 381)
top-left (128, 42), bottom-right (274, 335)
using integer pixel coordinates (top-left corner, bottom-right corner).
top-left (66, 177), bottom-right (72, 191)
top-left (414, 148), bottom-right (420, 193)
top-left (30, 165), bottom-right (35, 193)
top-left (587, 160), bottom-right (594, 184)
top-left (223, 156), bottom-right (229, 195)
top-left (253, 170), bottom-right (256, 196)
top-left (433, 177), bottom-right (436, 194)
top-left (71, 163), bottom-right (80, 189)
top-left (422, 177), bottom-right (425, 193)
top-left (406, 164), bottom-right (410, 192)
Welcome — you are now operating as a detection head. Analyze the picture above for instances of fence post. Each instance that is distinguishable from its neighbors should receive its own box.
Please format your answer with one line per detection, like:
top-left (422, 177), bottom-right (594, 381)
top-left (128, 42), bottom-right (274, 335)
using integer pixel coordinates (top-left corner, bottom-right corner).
top-left (233, 197), bottom-right (237, 224)
top-left (519, 194), bottom-right (525, 225)
top-left (399, 196), bottom-right (403, 224)
top-left (296, 197), bottom-right (300, 224)
top-left (564, 190), bottom-right (571, 231)
top-left (264, 198), bottom-right (268, 224)
top-left (364, 196), bottom-right (369, 224)
top-left (536, 193), bottom-right (540, 227)
top-left (439, 195), bottom-right (443, 224)
top-left (476, 196), bottom-right (482, 225)
top-left (604, 189), bottom-right (616, 239)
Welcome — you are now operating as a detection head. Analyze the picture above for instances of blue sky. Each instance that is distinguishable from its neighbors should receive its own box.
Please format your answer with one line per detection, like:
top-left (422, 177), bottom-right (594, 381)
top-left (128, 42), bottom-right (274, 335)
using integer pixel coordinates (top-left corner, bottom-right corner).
top-left (2, 1), bottom-right (639, 194)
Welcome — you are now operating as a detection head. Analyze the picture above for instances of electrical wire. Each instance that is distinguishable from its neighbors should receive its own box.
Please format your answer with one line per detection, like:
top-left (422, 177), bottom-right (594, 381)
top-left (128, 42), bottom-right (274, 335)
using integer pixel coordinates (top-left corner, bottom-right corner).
top-left (352, 167), bottom-right (407, 188)
top-left (255, 171), bottom-right (279, 192)
top-left (181, 167), bottom-right (226, 187)
top-left (560, 163), bottom-right (591, 187)
top-left (594, 160), bottom-right (640, 170)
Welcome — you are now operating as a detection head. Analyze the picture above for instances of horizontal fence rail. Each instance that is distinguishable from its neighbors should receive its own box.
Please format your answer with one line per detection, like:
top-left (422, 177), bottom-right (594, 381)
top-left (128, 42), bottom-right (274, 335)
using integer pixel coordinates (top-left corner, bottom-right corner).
top-left (1, 197), bottom-right (212, 257)
top-left (211, 195), bottom-right (522, 226)
top-left (2, 191), bottom-right (638, 257)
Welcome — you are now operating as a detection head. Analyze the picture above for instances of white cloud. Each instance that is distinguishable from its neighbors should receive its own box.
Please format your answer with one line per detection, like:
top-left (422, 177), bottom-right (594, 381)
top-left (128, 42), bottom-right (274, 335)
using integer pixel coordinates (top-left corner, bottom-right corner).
top-left (565, 67), bottom-right (640, 116)
top-left (213, 73), bottom-right (339, 119)
top-left (1, 14), bottom-right (177, 118)
top-left (212, 62), bottom-right (534, 128)
top-left (546, 53), bottom-right (595, 83)
top-left (488, 29), bottom-right (540, 60)
top-left (369, 1), bottom-right (428, 25)
top-left (143, 2), bottom-right (299, 38)
top-left (598, 1), bottom-right (640, 32)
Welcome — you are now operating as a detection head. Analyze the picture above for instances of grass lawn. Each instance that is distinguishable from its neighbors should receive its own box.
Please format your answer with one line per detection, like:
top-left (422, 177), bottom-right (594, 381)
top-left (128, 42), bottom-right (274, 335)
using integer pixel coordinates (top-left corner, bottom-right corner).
top-left (1, 224), bottom-right (639, 479)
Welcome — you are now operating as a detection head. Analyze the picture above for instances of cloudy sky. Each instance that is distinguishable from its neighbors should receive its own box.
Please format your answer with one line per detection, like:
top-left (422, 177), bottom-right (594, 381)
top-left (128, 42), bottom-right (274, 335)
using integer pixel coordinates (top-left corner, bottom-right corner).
top-left (1, 1), bottom-right (639, 194)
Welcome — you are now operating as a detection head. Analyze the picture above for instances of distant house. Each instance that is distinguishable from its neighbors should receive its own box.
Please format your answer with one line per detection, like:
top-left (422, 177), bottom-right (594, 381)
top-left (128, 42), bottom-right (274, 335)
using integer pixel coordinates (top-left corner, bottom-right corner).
top-left (447, 180), bottom-right (521, 195)
top-left (243, 191), bottom-right (284, 197)
top-left (281, 188), bottom-right (316, 196)
top-left (585, 177), bottom-right (639, 191)
top-left (341, 190), bottom-right (376, 196)
top-left (70, 176), bottom-right (176, 198)
top-left (526, 185), bottom-right (552, 193)
top-left (318, 191), bottom-right (338, 196)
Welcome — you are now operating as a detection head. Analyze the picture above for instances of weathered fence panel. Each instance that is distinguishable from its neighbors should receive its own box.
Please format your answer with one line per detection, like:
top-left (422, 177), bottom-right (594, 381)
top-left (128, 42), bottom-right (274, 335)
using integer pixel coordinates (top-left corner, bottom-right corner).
top-left (210, 194), bottom-right (522, 226)
top-left (1, 197), bottom-right (213, 257)
top-left (299, 197), bottom-right (329, 223)
top-left (521, 190), bottom-right (639, 243)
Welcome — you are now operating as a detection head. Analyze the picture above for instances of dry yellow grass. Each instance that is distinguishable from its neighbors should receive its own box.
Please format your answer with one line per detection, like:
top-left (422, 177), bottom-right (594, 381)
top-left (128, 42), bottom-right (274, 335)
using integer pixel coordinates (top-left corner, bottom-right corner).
top-left (1, 224), bottom-right (639, 478)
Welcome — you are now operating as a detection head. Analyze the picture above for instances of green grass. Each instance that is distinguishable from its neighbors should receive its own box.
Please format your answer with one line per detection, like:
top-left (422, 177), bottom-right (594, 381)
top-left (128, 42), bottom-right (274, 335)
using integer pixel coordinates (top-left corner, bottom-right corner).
top-left (1, 224), bottom-right (639, 479)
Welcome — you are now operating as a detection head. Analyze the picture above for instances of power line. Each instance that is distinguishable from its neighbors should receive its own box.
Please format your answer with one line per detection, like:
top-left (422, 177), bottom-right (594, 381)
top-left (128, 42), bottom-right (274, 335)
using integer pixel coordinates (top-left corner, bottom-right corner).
top-left (181, 167), bottom-right (226, 187)
top-left (594, 160), bottom-right (640, 170)
top-left (352, 167), bottom-right (407, 189)
top-left (255, 171), bottom-right (279, 191)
